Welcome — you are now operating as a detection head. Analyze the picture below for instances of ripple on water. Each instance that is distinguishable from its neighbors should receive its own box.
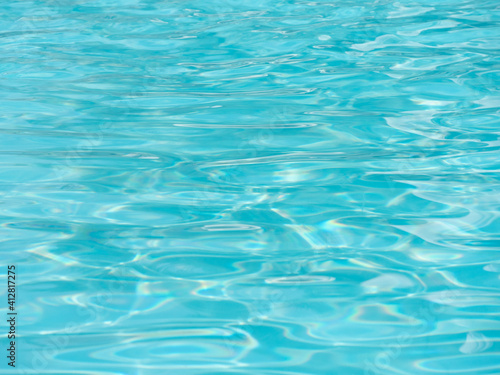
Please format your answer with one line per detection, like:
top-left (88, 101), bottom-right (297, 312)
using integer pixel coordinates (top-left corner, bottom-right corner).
top-left (2, 0), bottom-right (500, 374)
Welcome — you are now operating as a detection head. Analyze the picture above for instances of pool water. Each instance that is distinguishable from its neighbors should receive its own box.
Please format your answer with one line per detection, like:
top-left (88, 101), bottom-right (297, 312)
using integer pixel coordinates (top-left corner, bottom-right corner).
top-left (2, 0), bottom-right (500, 374)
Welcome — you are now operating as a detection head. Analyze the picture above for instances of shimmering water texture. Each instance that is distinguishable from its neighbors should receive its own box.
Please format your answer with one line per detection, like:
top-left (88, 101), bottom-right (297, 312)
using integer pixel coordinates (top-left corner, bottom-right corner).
top-left (2, 0), bottom-right (500, 374)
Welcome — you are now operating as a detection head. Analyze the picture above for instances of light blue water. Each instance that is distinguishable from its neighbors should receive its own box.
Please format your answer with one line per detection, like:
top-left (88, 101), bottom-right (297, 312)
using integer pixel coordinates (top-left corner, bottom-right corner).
top-left (2, 0), bottom-right (500, 374)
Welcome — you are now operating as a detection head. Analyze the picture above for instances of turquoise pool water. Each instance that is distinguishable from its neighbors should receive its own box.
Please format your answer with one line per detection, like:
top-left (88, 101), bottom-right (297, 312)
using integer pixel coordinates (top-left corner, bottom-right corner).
top-left (2, 0), bottom-right (500, 374)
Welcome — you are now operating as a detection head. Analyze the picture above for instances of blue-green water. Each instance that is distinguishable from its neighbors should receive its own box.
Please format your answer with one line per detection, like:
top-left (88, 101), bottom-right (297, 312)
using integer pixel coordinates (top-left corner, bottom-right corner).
top-left (2, 0), bottom-right (500, 374)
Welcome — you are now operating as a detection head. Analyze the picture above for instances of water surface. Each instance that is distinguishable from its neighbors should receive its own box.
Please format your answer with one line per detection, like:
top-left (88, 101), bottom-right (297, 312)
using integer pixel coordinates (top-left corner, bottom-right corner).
top-left (1, 0), bottom-right (500, 374)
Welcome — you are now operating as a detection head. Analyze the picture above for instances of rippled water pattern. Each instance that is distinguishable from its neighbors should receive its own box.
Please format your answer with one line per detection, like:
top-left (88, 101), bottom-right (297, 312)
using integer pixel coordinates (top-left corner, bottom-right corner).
top-left (2, 0), bottom-right (500, 374)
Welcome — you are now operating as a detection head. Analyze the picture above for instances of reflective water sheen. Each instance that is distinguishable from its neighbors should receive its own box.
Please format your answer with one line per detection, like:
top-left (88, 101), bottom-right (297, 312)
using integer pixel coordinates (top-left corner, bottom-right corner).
top-left (2, 0), bottom-right (500, 374)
